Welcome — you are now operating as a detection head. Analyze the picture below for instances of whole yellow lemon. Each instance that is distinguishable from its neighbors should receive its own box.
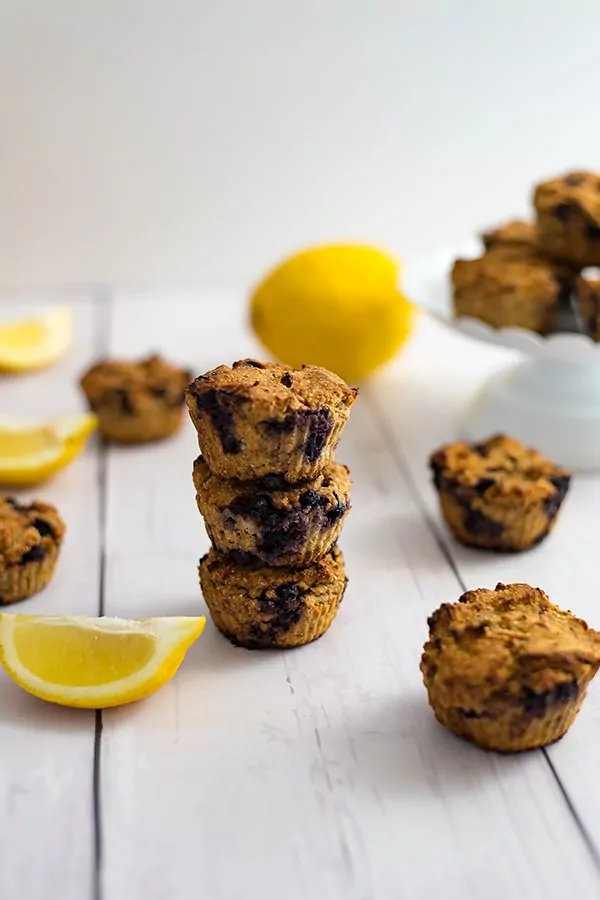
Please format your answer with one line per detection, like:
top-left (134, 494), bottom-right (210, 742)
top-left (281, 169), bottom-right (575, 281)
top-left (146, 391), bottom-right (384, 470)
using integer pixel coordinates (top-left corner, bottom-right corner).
top-left (249, 244), bottom-right (414, 383)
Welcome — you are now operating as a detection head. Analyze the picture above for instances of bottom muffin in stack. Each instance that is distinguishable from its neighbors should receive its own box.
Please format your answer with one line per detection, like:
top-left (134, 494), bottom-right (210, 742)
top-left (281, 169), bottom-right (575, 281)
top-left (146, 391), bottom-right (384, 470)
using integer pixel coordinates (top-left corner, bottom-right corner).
top-left (199, 545), bottom-right (347, 649)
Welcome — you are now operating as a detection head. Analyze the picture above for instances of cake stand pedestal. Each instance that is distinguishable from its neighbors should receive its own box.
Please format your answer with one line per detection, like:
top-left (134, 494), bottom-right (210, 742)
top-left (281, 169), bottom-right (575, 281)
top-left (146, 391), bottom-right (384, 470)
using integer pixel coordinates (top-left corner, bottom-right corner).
top-left (462, 356), bottom-right (600, 470)
top-left (403, 242), bottom-right (600, 471)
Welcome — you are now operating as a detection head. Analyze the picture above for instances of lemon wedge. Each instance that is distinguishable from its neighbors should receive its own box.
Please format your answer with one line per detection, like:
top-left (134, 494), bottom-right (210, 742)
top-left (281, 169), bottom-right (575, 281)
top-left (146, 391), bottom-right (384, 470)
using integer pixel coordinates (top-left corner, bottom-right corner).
top-left (0, 306), bottom-right (73, 372)
top-left (0, 614), bottom-right (205, 708)
top-left (0, 414), bottom-right (97, 485)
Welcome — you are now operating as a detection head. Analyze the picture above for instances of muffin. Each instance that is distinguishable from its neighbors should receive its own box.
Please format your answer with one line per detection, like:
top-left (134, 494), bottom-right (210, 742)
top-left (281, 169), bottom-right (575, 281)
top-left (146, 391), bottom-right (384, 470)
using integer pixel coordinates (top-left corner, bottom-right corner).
top-left (451, 251), bottom-right (570, 335)
top-left (421, 582), bottom-right (600, 752)
top-left (199, 545), bottom-right (347, 649)
top-left (481, 219), bottom-right (539, 255)
top-left (186, 359), bottom-right (358, 482)
top-left (574, 268), bottom-right (600, 340)
top-left (80, 354), bottom-right (190, 444)
top-left (429, 434), bottom-right (570, 552)
top-left (193, 457), bottom-right (351, 567)
top-left (0, 497), bottom-right (65, 604)
top-left (534, 170), bottom-right (600, 267)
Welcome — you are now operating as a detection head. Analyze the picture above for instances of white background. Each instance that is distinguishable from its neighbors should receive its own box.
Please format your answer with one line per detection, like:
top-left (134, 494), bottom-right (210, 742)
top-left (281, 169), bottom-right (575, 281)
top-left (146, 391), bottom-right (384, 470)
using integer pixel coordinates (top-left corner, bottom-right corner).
top-left (2, 0), bottom-right (600, 287)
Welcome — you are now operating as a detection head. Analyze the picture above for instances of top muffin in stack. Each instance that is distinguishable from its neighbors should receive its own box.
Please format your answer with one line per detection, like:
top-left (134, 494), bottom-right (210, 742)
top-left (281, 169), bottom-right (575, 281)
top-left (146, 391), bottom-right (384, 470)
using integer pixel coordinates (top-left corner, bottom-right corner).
top-left (186, 359), bottom-right (357, 649)
top-left (451, 169), bottom-right (600, 340)
top-left (186, 359), bottom-right (356, 481)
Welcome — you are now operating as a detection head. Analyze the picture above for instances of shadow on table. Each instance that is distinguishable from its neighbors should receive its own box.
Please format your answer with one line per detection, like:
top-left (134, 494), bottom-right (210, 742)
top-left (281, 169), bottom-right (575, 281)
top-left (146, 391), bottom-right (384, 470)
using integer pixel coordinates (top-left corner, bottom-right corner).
top-left (322, 689), bottom-right (542, 799)
top-left (183, 615), bottom-right (289, 676)
top-left (0, 677), bottom-right (94, 731)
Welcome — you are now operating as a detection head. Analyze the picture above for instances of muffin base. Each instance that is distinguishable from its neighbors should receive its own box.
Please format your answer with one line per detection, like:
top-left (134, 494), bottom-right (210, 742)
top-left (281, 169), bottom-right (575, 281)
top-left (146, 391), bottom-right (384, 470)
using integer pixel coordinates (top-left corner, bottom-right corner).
top-left (437, 491), bottom-right (562, 553)
top-left (193, 457), bottom-right (351, 567)
top-left (95, 407), bottom-right (184, 444)
top-left (453, 286), bottom-right (561, 334)
top-left (451, 252), bottom-right (572, 335)
top-left (199, 547), bottom-right (347, 649)
top-left (188, 397), bottom-right (349, 482)
top-left (0, 545), bottom-right (60, 604)
top-left (428, 693), bottom-right (586, 753)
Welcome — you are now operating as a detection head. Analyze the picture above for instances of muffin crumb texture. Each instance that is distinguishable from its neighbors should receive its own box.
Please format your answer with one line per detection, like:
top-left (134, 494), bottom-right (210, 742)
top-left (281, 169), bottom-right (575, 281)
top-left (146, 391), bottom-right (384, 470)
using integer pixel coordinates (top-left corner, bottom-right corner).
top-left (421, 582), bottom-right (600, 752)
top-left (0, 497), bottom-right (65, 603)
top-left (430, 434), bottom-right (570, 552)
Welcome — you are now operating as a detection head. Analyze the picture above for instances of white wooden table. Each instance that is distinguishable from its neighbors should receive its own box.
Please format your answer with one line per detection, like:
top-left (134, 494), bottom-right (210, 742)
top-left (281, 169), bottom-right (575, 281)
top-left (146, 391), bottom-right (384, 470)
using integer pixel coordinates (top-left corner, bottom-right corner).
top-left (3, 289), bottom-right (600, 900)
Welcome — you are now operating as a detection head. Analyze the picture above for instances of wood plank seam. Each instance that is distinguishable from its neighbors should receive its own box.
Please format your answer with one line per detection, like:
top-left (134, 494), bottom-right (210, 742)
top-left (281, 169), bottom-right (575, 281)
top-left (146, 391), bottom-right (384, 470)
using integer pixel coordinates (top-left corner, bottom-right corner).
top-left (365, 383), bottom-right (600, 877)
top-left (92, 287), bottom-right (113, 900)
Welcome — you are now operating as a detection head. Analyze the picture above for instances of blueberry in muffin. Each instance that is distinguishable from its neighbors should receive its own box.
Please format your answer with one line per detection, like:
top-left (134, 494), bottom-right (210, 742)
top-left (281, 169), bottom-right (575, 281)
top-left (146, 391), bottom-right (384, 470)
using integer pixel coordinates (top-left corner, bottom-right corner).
top-left (194, 457), bottom-right (351, 567)
top-left (199, 545), bottom-right (347, 649)
top-left (429, 434), bottom-right (570, 552)
top-left (534, 170), bottom-right (600, 267)
top-left (421, 582), bottom-right (600, 752)
top-left (80, 354), bottom-right (190, 444)
top-left (0, 496), bottom-right (65, 603)
top-left (186, 359), bottom-right (357, 482)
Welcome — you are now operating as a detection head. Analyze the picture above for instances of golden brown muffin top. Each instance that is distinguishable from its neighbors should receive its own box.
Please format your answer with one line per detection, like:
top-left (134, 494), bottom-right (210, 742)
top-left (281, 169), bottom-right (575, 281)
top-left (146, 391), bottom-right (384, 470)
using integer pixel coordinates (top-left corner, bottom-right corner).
top-left (0, 497), bottom-right (65, 569)
top-left (451, 251), bottom-right (564, 298)
top-left (193, 456), bottom-right (351, 509)
top-left (421, 583), bottom-right (600, 709)
top-left (482, 219), bottom-right (538, 251)
top-left (534, 171), bottom-right (600, 220)
top-left (200, 544), bottom-right (344, 598)
top-left (81, 354), bottom-right (190, 406)
top-left (430, 434), bottom-right (570, 505)
top-left (187, 359), bottom-right (358, 412)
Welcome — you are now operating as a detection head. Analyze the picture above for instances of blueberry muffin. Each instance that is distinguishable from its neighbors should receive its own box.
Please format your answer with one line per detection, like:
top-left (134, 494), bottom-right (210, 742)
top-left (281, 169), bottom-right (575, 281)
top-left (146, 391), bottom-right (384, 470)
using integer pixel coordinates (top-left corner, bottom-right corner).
top-left (421, 582), bottom-right (600, 752)
top-left (451, 251), bottom-right (570, 334)
top-left (186, 359), bottom-right (358, 482)
top-left (481, 219), bottom-right (539, 255)
top-left (0, 497), bottom-right (65, 603)
top-left (199, 545), bottom-right (347, 649)
top-left (429, 434), bottom-right (570, 552)
top-left (574, 268), bottom-right (600, 340)
top-left (80, 354), bottom-right (190, 444)
top-left (534, 170), bottom-right (600, 267)
top-left (193, 457), bottom-right (351, 567)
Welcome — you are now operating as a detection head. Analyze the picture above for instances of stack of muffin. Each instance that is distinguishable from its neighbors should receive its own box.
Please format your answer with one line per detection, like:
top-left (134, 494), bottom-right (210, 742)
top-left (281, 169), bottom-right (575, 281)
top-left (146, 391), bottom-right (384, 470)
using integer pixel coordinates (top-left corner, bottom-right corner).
top-left (451, 169), bottom-right (600, 339)
top-left (185, 358), bottom-right (358, 649)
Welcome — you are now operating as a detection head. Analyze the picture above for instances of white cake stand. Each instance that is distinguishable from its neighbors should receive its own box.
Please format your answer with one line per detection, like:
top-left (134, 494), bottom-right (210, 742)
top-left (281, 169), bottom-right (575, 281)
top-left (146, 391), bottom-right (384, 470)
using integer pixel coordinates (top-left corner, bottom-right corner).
top-left (402, 241), bottom-right (600, 470)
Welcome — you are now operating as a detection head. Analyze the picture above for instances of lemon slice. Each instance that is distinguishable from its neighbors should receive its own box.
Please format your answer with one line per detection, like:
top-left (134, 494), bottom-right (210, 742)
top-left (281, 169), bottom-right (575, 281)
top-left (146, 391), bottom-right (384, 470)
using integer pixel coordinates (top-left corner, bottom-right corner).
top-left (0, 614), bottom-right (205, 708)
top-left (0, 414), bottom-right (97, 485)
top-left (0, 306), bottom-right (73, 372)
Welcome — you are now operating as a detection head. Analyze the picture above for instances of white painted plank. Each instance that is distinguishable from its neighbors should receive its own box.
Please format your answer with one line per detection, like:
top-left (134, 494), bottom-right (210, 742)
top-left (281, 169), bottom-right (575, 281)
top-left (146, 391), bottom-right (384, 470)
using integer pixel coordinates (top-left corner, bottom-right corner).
top-left (100, 293), bottom-right (600, 900)
top-left (369, 312), bottom-right (600, 867)
top-left (0, 294), bottom-right (101, 900)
